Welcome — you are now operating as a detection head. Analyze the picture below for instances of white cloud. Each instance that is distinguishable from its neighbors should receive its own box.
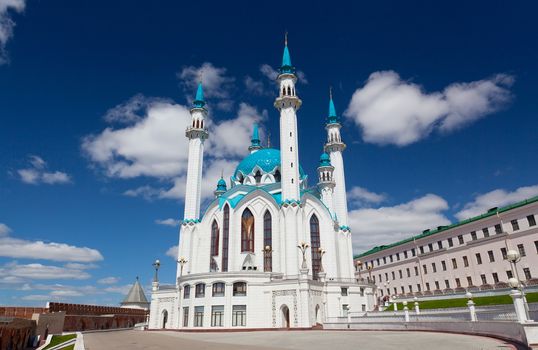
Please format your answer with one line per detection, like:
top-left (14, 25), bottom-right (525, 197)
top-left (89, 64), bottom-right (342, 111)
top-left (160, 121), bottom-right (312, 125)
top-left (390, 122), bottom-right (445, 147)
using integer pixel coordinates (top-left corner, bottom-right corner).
top-left (63, 263), bottom-right (98, 270)
top-left (166, 245), bottom-right (178, 259)
top-left (155, 218), bottom-right (180, 227)
top-left (455, 185), bottom-right (538, 220)
top-left (50, 290), bottom-right (84, 297)
top-left (97, 276), bottom-right (119, 284)
top-left (104, 94), bottom-right (171, 124)
top-left (103, 284), bottom-right (133, 294)
top-left (348, 186), bottom-right (387, 207)
top-left (0, 262), bottom-right (91, 280)
top-left (21, 294), bottom-right (50, 301)
top-left (244, 76), bottom-right (266, 95)
top-left (0, 223), bottom-right (11, 236)
top-left (344, 71), bottom-right (513, 146)
top-left (0, 0), bottom-right (25, 64)
top-left (17, 155), bottom-right (72, 185)
top-left (350, 194), bottom-right (450, 253)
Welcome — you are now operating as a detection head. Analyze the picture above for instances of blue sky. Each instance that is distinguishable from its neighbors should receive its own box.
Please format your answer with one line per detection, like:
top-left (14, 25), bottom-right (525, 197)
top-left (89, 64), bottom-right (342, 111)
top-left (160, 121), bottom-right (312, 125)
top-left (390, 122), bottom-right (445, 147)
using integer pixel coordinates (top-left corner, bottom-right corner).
top-left (1, 0), bottom-right (537, 306)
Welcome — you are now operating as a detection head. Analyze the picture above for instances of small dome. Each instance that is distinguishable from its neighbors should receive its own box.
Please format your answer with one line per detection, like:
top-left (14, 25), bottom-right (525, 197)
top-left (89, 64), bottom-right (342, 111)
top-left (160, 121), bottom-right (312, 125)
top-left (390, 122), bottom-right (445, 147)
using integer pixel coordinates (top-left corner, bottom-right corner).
top-left (216, 177), bottom-right (227, 191)
top-left (319, 152), bottom-right (331, 167)
top-left (233, 148), bottom-right (306, 180)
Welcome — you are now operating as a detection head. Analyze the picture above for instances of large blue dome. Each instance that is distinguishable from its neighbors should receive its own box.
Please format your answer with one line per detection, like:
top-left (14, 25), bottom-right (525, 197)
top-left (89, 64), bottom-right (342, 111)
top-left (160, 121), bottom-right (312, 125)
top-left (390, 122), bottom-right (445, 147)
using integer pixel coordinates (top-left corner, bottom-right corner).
top-left (233, 148), bottom-right (306, 179)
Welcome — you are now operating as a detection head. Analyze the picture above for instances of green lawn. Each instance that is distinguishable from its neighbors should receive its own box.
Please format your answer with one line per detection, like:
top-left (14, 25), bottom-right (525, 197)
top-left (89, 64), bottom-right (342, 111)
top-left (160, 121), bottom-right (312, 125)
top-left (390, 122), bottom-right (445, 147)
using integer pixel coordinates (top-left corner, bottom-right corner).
top-left (385, 292), bottom-right (538, 311)
top-left (43, 334), bottom-right (76, 350)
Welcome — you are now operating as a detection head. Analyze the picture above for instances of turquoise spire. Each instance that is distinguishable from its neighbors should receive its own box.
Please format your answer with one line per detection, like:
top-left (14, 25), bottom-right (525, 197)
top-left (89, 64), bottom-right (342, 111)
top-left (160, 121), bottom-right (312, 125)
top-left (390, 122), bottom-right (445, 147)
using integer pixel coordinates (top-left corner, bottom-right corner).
top-left (319, 152), bottom-right (331, 167)
top-left (279, 33), bottom-right (295, 74)
top-left (327, 87), bottom-right (339, 124)
top-left (248, 123), bottom-right (262, 152)
top-left (192, 82), bottom-right (205, 108)
top-left (217, 177), bottom-right (227, 191)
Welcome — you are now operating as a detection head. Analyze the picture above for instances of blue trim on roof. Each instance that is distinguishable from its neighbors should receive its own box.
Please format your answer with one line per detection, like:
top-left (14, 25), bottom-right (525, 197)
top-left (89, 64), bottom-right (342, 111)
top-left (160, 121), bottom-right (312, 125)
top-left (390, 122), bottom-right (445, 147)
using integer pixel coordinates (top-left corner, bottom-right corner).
top-left (233, 148), bottom-right (306, 179)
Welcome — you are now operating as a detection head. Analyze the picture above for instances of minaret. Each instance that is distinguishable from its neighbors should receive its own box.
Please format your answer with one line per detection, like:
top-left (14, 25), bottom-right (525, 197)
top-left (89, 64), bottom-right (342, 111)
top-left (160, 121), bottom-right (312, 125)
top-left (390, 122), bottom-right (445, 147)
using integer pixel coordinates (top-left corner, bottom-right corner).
top-left (183, 82), bottom-right (208, 221)
top-left (248, 123), bottom-right (262, 153)
top-left (317, 152), bottom-right (335, 215)
top-left (324, 89), bottom-right (348, 228)
top-left (214, 176), bottom-right (227, 198)
top-left (274, 34), bottom-right (302, 202)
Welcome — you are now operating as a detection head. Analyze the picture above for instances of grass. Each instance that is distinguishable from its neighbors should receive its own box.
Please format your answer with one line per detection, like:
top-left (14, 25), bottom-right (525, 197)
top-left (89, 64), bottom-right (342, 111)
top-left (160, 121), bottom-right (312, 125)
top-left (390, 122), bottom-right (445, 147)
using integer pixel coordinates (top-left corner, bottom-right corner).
top-left (43, 334), bottom-right (76, 350)
top-left (384, 292), bottom-right (538, 311)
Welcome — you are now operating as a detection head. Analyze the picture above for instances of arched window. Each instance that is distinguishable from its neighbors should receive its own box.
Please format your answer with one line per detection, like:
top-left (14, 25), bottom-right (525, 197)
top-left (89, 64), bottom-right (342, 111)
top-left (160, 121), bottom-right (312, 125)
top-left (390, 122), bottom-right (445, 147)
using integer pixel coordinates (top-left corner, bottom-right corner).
top-left (310, 215), bottom-right (321, 280)
top-left (274, 170), bottom-right (281, 182)
top-left (254, 170), bottom-right (262, 184)
top-left (241, 208), bottom-right (254, 253)
top-left (200, 120), bottom-right (204, 129)
top-left (263, 211), bottom-right (272, 272)
top-left (210, 220), bottom-right (219, 271)
top-left (195, 283), bottom-right (205, 298)
top-left (183, 285), bottom-right (190, 299)
top-left (222, 205), bottom-right (230, 272)
top-left (287, 86), bottom-right (291, 95)
top-left (212, 282), bottom-right (225, 297)
top-left (233, 282), bottom-right (247, 296)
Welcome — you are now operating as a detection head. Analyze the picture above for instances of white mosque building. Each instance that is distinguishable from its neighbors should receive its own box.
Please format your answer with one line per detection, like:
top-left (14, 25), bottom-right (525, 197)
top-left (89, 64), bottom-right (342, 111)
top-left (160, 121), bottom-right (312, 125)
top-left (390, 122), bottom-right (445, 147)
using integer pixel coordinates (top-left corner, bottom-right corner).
top-left (148, 39), bottom-right (375, 329)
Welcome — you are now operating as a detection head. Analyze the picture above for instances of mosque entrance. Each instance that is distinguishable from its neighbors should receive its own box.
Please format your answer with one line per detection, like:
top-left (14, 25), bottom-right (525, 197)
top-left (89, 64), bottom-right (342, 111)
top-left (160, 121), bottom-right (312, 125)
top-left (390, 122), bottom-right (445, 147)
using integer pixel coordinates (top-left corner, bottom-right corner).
top-left (161, 310), bottom-right (168, 329)
top-left (281, 305), bottom-right (290, 329)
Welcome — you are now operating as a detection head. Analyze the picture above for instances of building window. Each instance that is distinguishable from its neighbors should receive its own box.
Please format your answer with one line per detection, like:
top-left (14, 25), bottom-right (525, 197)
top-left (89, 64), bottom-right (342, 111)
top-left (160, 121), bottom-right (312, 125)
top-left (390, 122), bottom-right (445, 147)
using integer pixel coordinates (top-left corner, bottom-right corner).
top-left (482, 228), bottom-right (490, 238)
top-left (471, 231), bottom-right (477, 241)
top-left (535, 241), bottom-right (538, 254)
top-left (241, 208), bottom-right (255, 253)
top-left (458, 235), bottom-right (464, 244)
top-left (310, 215), bottom-right (321, 280)
top-left (341, 287), bottom-right (348, 296)
top-left (195, 283), bottom-right (205, 298)
top-left (222, 205), bottom-right (230, 271)
top-left (452, 258), bottom-right (458, 269)
top-left (399, 270), bottom-right (403, 278)
top-left (435, 281), bottom-right (440, 290)
top-left (528, 215), bottom-right (537, 227)
top-left (475, 253), bottom-right (482, 265)
top-left (392, 271), bottom-right (395, 280)
top-left (396, 253), bottom-right (400, 261)
top-left (488, 250), bottom-right (495, 262)
top-left (481, 274), bottom-right (487, 285)
top-left (501, 247), bottom-right (507, 260)
top-left (404, 250), bottom-right (408, 258)
top-left (524, 268), bottom-right (532, 280)
top-left (426, 282), bottom-right (430, 291)
top-left (419, 246), bottom-right (424, 254)
top-left (432, 262), bottom-right (437, 273)
top-left (438, 241), bottom-right (443, 249)
top-left (441, 260), bottom-right (447, 271)
top-left (428, 243), bottom-right (433, 252)
top-left (383, 257), bottom-right (387, 264)
top-left (448, 238), bottom-right (453, 247)
top-left (211, 305), bottom-right (224, 327)
top-left (233, 282), bottom-right (247, 296)
top-left (406, 268), bottom-right (410, 277)
top-left (455, 278), bottom-right (461, 288)
top-left (495, 224), bottom-right (503, 234)
top-left (518, 244), bottom-right (526, 257)
top-left (492, 272), bottom-right (499, 284)
top-left (379, 274), bottom-right (382, 282)
top-left (377, 258), bottom-right (380, 266)
top-left (385, 272), bottom-right (388, 281)
top-left (390, 255), bottom-right (393, 263)
top-left (507, 270), bottom-right (513, 279)
top-left (183, 285), bottom-right (190, 299)
top-left (232, 305), bottom-right (246, 326)
top-left (467, 276), bottom-right (473, 286)
top-left (463, 256), bottom-right (469, 267)
top-left (414, 266), bottom-right (419, 276)
top-left (194, 306), bottom-right (204, 327)
top-left (263, 211), bottom-right (272, 272)
top-left (210, 220), bottom-right (219, 271)
top-left (400, 286), bottom-right (405, 294)
top-left (412, 248), bottom-right (416, 257)
top-left (511, 219), bottom-right (520, 231)
top-left (183, 307), bottom-right (189, 327)
top-left (409, 285), bottom-right (413, 293)
top-left (423, 265), bottom-right (427, 274)
top-left (212, 282), bottom-right (225, 297)
top-left (445, 280), bottom-right (450, 289)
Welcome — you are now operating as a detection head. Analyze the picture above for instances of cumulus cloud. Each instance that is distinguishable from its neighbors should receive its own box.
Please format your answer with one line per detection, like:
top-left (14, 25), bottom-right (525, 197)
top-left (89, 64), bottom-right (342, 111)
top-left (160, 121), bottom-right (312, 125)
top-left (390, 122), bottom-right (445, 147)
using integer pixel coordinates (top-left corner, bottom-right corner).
top-left (17, 155), bottom-right (72, 185)
top-left (348, 186), bottom-right (387, 208)
top-left (455, 185), bottom-right (538, 220)
top-left (155, 218), bottom-right (180, 227)
top-left (0, 223), bottom-right (11, 236)
top-left (166, 245), bottom-right (178, 259)
top-left (344, 71), bottom-right (513, 146)
top-left (244, 76), bottom-right (266, 95)
top-left (0, 262), bottom-right (92, 280)
top-left (0, 0), bottom-right (25, 64)
top-left (350, 194), bottom-right (450, 253)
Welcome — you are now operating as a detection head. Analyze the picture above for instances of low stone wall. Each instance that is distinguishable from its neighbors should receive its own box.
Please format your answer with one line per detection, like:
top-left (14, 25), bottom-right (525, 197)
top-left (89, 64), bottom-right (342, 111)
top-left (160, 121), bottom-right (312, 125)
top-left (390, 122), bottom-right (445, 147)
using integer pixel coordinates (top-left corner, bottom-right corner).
top-left (0, 307), bottom-right (47, 319)
top-left (324, 320), bottom-right (538, 347)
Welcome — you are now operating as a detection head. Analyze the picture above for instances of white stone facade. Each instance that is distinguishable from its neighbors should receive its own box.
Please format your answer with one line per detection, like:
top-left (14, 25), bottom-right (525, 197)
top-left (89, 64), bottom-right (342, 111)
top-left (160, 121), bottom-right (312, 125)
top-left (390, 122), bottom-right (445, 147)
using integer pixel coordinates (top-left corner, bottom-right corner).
top-left (149, 41), bottom-right (374, 330)
top-left (355, 198), bottom-right (538, 304)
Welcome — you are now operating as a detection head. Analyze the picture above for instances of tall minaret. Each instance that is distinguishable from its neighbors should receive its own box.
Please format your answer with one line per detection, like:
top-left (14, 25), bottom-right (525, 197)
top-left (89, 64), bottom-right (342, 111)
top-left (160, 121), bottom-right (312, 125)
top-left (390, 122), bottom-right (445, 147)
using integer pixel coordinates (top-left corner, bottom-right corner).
top-left (274, 34), bottom-right (302, 202)
top-left (317, 152), bottom-right (335, 215)
top-left (324, 89), bottom-right (348, 228)
top-left (183, 82), bottom-right (208, 221)
top-left (248, 123), bottom-right (262, 154)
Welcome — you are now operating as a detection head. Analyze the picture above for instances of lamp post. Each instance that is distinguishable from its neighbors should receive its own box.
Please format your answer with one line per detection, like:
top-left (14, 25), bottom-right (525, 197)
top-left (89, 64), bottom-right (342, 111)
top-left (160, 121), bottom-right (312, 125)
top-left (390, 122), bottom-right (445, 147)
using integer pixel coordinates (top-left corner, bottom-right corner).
top-left (297, 242), bottom-right (310, 270)
top-left (356, 260), bottom-right (363, 281)
top-left (506, 249), bottom-right (531, 320)
top-left (466, 292), bottom-right (477, 321)
top-left (413, 296), bottom-right (420, 314)
top-left (403, 301), bottom-right (410, 322)
top-left (367, 264), bottom-right (373, 283)
top-left (262, 245), bottom-right (273, 272)
top-left (177, 257), bottom-right (187, 277)
top-left (152, 259), bottom-right (161, 291)
top-left (509, 277), bottom-right (529, 323)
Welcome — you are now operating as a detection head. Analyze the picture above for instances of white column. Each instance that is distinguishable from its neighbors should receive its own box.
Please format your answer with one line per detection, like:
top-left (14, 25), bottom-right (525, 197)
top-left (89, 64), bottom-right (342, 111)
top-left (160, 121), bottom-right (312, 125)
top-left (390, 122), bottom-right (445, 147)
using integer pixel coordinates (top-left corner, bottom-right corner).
top-left (511, 289), bottom-right (529, 323)
top-left (329, 150), bottom-right (348, 227)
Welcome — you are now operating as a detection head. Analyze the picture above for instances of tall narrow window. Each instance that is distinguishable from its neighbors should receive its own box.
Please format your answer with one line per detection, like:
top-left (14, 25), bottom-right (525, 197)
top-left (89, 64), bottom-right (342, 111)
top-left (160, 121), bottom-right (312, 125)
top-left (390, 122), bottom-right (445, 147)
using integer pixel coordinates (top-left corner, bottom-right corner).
top-left (254, 170), bottom-right (262, 184)
top-left (241, 208), bottom-right (254, 252)
top-left (310, 215), bottom-right (321, 280)
top-left (274, 170), bottom-right (281, 182)
top-left (210, 220), bottom-right (219, 272)
top-left (263, 211), bottom-right (272, 272)
top-left (222, 205), bottom-right (230, 272)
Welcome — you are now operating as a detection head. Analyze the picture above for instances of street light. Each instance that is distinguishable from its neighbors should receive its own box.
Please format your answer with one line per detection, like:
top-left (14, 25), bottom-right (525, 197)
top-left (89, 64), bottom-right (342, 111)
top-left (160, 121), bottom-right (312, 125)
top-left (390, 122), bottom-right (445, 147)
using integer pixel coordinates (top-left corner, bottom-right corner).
top-left (262, 245), bottom-right (273, 272)
top-left (355, 260), bottom-right (363, 281)
top-left (506, 250), bottom-right (531, 321)
top-left (177, 257), bottom-right (187, 277)
top-left (297, 242), bottom-right (310, 270)
top-left (152, 259), bottom-right (161, 282)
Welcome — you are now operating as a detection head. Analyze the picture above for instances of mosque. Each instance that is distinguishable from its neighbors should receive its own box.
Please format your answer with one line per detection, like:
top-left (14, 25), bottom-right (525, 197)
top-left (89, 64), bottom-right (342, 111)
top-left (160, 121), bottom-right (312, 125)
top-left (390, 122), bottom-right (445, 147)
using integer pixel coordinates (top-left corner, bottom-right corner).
top-left (148, 38), bottom-right (375, 329)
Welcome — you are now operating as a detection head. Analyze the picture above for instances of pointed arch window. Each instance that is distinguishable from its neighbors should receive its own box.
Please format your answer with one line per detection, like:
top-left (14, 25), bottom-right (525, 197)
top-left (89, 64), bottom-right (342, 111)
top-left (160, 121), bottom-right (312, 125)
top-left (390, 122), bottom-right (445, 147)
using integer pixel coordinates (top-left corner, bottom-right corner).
top-left (263, 210), bottom-right (272, 272)
top-left (222, 205), bottom-right (230, 272)
top-left (274, 169), bottom-right (281, 182)
top-left (254, 170), bottom-right (262, 184)
top-left (310, 215), bottom-right (321, 280)
top-left (210, 220), bottom-right (219, 271)
top-left (241, 208), bottom-right (255, 253)
top-left (287, 86), bottom-right (291, 95)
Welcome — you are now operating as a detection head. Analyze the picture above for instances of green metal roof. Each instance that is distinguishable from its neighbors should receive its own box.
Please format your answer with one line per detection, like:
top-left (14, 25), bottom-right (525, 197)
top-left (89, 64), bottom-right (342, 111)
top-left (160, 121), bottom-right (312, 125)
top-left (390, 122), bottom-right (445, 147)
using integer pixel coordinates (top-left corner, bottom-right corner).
top-left (355, 195), bottom-right (538, 259)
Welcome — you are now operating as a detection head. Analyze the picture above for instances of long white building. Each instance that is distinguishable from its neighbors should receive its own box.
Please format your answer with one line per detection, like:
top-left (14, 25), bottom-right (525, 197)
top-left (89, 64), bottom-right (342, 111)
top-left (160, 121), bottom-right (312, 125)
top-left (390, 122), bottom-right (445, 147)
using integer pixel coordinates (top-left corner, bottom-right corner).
top-left (355, 197), bottom-right (538, 303)
top-left (148, 39), bottom-right (375, 330)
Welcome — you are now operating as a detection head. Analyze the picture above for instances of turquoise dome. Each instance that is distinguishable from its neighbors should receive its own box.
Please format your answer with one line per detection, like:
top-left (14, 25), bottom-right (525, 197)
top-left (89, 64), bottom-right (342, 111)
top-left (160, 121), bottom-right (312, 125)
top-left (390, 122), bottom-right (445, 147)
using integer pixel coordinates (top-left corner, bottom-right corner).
top-left (319, 152), bottom-right (331, 166)
top-left (216, 177), bottom-right (227, 191)
top-left (233, 148), bottom-right (306, 180)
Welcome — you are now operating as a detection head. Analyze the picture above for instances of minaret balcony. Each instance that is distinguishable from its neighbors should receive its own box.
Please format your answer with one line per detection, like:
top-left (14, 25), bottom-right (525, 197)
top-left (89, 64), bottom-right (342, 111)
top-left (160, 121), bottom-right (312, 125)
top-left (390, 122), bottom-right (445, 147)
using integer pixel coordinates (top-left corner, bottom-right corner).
top-left (185, 127), bottom-right (209, 140)
top-left (324, 141), bottom-right (346, 153)
top-left (273, 96), bottom-right (302, 110)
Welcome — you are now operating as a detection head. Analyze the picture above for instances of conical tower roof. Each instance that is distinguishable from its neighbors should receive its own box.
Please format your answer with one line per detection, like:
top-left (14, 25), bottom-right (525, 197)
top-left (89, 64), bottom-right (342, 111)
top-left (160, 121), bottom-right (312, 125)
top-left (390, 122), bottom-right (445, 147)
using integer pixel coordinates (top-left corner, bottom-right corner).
top-left (121, 277), bottom-right (149, 306)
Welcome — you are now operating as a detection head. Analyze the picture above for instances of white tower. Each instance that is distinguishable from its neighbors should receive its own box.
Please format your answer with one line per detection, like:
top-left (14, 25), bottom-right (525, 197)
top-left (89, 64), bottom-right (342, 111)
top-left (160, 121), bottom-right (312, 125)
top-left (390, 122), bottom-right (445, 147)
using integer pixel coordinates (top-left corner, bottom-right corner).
top-left (183, 82), bottom-right (208, 221)
top-left (317, 152), bottom-right (335, 215)
top-left (274, 35), bottom-right (302, 202)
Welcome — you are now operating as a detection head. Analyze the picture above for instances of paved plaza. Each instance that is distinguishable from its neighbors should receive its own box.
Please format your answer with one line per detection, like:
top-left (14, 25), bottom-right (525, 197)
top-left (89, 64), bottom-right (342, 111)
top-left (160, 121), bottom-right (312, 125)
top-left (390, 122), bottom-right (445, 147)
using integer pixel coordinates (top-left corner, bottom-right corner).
top-left (83, 330), bottom-right (521, 350)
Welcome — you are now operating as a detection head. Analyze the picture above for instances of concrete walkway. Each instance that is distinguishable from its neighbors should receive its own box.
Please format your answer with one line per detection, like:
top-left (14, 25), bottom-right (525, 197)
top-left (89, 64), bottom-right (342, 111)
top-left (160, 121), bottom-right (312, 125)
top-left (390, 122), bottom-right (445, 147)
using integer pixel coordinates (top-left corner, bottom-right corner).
top-left (83, 329), bottom-right (521, 350)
